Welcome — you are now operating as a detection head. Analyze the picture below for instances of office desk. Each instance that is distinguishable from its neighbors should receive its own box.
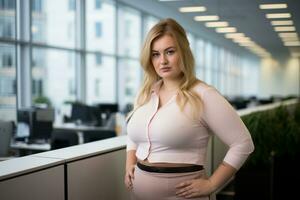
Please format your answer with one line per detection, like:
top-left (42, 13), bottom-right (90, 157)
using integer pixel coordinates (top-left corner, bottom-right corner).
top-left (54, 123), bottom-right (112, 144)
top-left (11, 123), bottom-right (114, 156)
top-left (54, 123), bottom-right (110, 132)
top-left (10, 141), bottom-right (51, 156)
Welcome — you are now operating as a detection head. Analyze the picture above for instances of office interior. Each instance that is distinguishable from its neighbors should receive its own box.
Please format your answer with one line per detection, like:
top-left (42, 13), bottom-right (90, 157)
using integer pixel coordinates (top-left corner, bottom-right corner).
top-left (0, 0), bottom-right (299, 200)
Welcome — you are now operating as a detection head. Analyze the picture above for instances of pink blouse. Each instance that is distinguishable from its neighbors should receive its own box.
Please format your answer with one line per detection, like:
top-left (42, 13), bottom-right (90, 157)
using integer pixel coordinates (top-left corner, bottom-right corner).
top-left (127, 80), bottom-right (254, 170)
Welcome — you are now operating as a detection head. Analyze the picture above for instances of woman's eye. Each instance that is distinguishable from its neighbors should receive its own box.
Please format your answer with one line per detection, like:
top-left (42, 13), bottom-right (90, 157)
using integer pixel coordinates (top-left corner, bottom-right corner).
top-left (152, 53), bottom-right (159, 58)
top-left (166, 50), bottom-right (175, 55)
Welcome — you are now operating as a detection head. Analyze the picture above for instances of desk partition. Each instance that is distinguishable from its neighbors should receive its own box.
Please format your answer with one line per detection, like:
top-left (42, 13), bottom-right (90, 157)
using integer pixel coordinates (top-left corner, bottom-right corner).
top-left (0, 136), bottom-right (129, 200)
top-left (0, 99), bottom-right (298, 200)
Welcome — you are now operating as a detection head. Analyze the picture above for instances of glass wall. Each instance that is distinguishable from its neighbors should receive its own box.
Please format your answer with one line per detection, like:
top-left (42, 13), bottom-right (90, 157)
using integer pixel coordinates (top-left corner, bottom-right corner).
top-left (31, 0), bottom-right (76, 48)
top-left (0, 0), bottom-right (16, 120)
top-left (31, 48), bottom-right (76, 107)
top-left (0, 0), bottom-right (259, 122)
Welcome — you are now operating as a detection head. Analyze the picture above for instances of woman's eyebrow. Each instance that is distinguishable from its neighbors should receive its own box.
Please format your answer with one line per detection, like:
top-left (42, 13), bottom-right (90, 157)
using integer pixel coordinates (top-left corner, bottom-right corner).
top-left (151, 46), bottom-right (176, 52)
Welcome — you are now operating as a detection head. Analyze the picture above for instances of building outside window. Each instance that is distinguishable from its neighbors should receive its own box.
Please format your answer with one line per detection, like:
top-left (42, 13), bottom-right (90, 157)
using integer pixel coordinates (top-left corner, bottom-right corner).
top-left (95, 22), bottom-right (102, 38)
top-left (95, 0), bottom-right (102, 10)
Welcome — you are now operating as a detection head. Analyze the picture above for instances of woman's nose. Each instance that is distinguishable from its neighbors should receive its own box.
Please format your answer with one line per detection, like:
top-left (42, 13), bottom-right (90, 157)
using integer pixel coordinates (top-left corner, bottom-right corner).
top-left (160, 54), bottom-right (168, 65)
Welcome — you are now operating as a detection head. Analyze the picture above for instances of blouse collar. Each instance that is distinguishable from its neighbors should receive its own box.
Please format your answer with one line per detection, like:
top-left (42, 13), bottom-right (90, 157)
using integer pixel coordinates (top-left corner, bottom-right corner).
top-left (151, 79), bottom-right (163, 95)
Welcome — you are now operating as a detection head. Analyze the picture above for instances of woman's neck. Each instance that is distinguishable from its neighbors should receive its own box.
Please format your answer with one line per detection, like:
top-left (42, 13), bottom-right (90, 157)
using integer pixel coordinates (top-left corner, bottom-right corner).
top-left (161, 79), bottom-right (180, 92)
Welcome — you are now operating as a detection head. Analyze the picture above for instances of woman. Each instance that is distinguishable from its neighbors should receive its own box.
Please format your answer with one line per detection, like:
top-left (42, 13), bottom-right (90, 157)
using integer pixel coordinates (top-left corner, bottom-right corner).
top-left (124, 18), bottom-right (254, 200)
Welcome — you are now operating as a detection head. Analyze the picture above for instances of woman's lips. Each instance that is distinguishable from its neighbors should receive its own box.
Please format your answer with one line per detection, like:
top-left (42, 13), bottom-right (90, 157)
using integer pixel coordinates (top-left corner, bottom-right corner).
top-left (160, 67), bottom-right (171, 72)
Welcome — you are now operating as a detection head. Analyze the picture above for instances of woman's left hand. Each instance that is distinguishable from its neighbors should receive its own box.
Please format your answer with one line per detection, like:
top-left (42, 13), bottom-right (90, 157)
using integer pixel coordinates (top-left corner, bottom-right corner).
top-left (175, 178), bottom-right (214, 198)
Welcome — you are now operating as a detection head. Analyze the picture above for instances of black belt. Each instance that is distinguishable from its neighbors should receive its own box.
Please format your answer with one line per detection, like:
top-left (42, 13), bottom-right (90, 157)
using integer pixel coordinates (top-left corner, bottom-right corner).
top-left (137, 162), bottom-right (203, 173)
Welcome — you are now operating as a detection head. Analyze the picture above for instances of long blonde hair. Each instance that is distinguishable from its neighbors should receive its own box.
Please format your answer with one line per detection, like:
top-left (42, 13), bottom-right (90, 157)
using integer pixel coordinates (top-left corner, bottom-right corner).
top-left (135, 18), bottom-right (203, 119)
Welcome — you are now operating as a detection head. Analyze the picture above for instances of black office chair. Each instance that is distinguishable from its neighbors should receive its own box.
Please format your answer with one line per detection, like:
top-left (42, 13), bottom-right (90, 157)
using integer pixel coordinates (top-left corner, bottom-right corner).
top-left (50, 130), bottom-right (79, 150)
top-left (83, 129), bottom-right (116, 143)
top-left (0, 120), bottom-right (13, 158)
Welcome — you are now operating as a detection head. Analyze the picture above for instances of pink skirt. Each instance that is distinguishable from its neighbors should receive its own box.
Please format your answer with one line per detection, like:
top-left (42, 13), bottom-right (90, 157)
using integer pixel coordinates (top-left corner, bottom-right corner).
top-left (130, 165), bottom-right (210, 200)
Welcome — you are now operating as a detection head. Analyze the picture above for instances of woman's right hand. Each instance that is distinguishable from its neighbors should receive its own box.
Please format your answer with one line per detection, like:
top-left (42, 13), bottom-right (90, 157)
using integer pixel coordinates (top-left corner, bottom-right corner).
top-left (124, 164), bottom-right (135, 190)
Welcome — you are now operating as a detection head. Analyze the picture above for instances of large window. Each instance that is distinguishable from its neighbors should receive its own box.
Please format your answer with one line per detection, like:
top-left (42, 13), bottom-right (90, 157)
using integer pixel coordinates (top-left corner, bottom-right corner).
top-left (0, 0), bottom-right (16, 120)
top-left (195, 38), bottom-right (205, 80)
top-left (86, 0), bottom-right (116, 54)
top-left (118, 59), bottom-right (141, 108)
top-left (86, 54), bottom-right (116, 104)
top-left (31, 0), bottom-right (76, 48)
top-left (32, 48), bottom-right (76, 107)
top-left (0, 0), bottom-right (15, 39)
top-left (118, 5), bottom-right (141, 58)
top-left (0, 0), bottom-right (256, 123)
top-left (144, 15), bottom-right (159, 37)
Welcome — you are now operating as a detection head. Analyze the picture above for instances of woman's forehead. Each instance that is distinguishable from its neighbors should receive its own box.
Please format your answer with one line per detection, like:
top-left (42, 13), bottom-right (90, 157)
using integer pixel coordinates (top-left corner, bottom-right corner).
top-left (152, 35), bottom-right (176, 51)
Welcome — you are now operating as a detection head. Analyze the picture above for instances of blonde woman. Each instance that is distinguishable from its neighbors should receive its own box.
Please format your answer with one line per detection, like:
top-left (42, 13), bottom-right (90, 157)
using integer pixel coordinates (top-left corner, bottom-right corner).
top-left (124, 18), bottom-right (254, 200)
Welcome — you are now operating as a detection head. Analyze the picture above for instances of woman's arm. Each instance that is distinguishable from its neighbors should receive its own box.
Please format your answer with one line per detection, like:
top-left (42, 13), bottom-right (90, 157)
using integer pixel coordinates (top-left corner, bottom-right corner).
top-left (176, 162), bottom-right (236, 198)
top-left (208, 162), bottom-right (236, 192)
top-left (124, 150), bottom-right (137, 190)
top-left (176, 87), bottom-right (254, 198)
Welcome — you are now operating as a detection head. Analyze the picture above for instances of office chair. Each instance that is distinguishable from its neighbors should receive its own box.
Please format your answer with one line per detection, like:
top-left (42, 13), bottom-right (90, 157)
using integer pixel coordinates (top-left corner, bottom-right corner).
top-left (0, 121), bottom-right (13, 159)
top-left (50, 130), bottom-right (79, 150)
top-left (83, 129), bottom-right (116, 143)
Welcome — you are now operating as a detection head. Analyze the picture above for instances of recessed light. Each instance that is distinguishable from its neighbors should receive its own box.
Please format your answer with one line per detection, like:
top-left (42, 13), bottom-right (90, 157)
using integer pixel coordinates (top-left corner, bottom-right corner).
top-left (278, 32), bottom-right (298, 38)
top-left (216, 27), bottom-right (237, 33)
top-left (232, 37), bottom-right (252, 43)
top-left (194, 15), bottom-right (219, 21)
top-left (266, 13), bottom-right (291, 19)
top-left (179, 6), bottom-right (206, 12)
top-left (205, 21), bottom-right (229, 27)
top-left (271, 20), bottom-right (293, 26)
top-left (259, 4), bottom-right (287, 9)
top-left (281, 37), bottom-right (299, 42)
top-left (284, 41), bottom-right (300, 46)
top-left (274, 26), bottom-right (296, 32)
top-left (225, 33), bottom-right (245, 39)
top-left (291, 52), bottom-right (300, 57)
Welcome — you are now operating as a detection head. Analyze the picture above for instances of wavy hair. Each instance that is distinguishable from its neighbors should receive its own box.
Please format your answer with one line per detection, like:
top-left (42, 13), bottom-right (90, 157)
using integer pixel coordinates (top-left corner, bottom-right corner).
top-left (135, 18), bottom-right (203, 119)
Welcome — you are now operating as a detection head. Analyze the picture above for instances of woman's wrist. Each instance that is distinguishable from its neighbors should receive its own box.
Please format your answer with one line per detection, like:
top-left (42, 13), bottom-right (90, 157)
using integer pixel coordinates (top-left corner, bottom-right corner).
top-left (207, 177), bottom-right (218, 193)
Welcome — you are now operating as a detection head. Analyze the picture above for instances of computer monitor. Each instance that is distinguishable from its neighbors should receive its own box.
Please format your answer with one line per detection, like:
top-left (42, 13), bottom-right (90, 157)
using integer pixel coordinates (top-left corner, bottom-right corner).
top-left (70, 103), bottom-right (95, 124)
top-left (98, 103), bottom-right (119, 114)
top-left (96, 103), bottom-right (119, 125)
top-left (17, 108), bottom-right (33, 138)
top-left (17, 108), bottom-right (54, 142)
top-left (30, 108), bottom-right (55, 141)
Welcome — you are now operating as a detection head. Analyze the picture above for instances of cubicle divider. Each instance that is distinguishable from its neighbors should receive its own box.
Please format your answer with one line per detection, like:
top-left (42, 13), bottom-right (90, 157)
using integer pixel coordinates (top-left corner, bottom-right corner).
top-left (0, 136), bottom-right (130, 200)
top-left (0, 156), bottom-right (65, 200)
top-left (0, 99), bottom-right (297, 200)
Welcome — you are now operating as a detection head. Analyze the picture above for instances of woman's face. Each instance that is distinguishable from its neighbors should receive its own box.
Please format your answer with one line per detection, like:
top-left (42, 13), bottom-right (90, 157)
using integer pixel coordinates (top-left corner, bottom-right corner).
top-left (151, 34), bottom-right (182, 80)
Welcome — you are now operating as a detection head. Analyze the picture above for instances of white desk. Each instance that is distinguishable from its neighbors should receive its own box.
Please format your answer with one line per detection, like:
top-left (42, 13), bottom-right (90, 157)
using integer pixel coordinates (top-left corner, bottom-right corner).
top-left (54, 123), bottom-right (114, 144)
top-left (10, 141), bottom-right (51, 156)
top-left (10, 141), bottom-right (51, 151)
top-left (54, 123), bottom-right (110, 132)
top-left (10, 123), bottom-right (114, 156)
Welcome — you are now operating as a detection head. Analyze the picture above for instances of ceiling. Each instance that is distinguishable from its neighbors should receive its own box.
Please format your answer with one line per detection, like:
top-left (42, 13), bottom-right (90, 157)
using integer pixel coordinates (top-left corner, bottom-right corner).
top-left (157, 0), bottom-right (300, 60)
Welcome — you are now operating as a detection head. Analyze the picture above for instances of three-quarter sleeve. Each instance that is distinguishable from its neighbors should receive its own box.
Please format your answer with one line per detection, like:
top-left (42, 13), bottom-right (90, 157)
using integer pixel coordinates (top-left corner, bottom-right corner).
top-left (202, 88), bottom-right (254, 170)
top-left (126, 136), bottom-right (137, 151)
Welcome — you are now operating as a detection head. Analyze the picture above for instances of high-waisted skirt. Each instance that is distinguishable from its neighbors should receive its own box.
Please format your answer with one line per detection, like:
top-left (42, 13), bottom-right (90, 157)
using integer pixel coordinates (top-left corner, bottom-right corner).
top-left (130, 164), bottom-right (211, 200)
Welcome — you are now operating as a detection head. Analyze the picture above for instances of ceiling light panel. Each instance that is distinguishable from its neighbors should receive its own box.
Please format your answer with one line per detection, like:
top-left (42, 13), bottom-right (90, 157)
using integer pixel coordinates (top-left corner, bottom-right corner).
top-left (259, 4), bottom-right (287, 9)
top-left (274, 26), bottom-right (296, 32)
top-left (225, 33), bottom-right (246, 39)
top-left (205, 21), bottom-right (229, 27)
top-left (266, 13), bottom-right (291, 19)
top-left (216, 27), bottom-right (237, 33)
top-left (271, 20), bottom-right (293, 26)
top-left (284, 41), bottom-right (300, 46)
top-left (279, 32), bottom-right (298, 38)
top-left (281, 37), bottom-right (299, 42)
top-left (179, 6), bottom-right (206, 13)
top-left (194, 15), bottom-right (219, 21)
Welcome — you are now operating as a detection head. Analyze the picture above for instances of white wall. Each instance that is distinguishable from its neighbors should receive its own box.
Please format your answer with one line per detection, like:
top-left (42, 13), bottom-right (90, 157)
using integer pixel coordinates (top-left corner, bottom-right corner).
top-left (259, 57), bottom-right (299, 98)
